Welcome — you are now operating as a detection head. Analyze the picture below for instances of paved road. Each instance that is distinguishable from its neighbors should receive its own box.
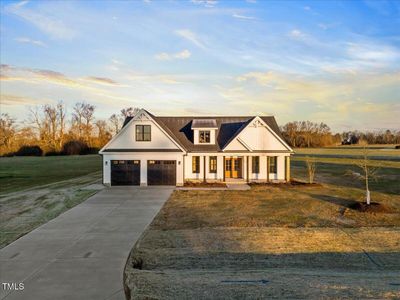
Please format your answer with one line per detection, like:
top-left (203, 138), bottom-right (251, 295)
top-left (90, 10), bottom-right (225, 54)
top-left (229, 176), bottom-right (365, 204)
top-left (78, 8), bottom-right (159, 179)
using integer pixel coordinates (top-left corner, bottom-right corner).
top-left (0, 187), bottom-right (173, 300)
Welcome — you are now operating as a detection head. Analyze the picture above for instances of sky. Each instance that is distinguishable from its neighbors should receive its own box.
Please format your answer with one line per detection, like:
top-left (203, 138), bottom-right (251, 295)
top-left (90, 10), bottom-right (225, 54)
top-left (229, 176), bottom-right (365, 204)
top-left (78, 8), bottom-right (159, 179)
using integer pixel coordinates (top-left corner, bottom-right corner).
top-left (1, 0), bottom-right (399, 132)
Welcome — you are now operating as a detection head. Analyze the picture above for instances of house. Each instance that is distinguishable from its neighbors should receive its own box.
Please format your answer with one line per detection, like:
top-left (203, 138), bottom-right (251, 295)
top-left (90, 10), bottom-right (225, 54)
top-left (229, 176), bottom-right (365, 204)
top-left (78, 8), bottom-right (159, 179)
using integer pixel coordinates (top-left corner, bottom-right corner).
top-left (99, 109), bottom-right (293, 186)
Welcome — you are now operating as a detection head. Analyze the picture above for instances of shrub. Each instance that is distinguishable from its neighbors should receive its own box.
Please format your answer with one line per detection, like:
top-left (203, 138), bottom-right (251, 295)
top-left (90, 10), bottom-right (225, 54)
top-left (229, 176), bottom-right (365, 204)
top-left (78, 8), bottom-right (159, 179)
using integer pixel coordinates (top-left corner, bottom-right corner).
top-left (15, 145), bottom-right (43, 156)
top-left (45, 151), bottom-right (62, 156)
top-left (61, 140), bottom-right (88, 155)
top-left (2, 152), bottom-right (15, 157)
top-left (80, 147), bottom-right (100, 155)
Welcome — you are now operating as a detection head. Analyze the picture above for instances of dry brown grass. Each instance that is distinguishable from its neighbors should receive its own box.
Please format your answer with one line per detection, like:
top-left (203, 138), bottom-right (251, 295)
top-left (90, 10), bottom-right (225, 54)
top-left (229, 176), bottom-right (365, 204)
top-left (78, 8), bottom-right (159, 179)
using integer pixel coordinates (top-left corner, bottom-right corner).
top-left (125, 184), bottom-right (400, 299)
top-left (151, 184), bottom-right (400, 230)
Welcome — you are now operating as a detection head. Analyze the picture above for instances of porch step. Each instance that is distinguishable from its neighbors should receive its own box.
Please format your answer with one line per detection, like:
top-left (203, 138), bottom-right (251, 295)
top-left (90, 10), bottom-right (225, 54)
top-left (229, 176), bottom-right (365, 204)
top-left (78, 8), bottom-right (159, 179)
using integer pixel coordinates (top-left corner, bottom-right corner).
top-left (225, 183), bottom-right (251, 190)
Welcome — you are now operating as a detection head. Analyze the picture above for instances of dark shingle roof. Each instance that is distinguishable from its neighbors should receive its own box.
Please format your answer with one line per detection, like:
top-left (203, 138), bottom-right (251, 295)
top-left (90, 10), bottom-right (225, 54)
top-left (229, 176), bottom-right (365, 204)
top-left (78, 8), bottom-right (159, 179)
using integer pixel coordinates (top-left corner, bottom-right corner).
top-left (122, 112), bottom-right (288, 152)
top-left (191, 119), bottom-right (218, 129)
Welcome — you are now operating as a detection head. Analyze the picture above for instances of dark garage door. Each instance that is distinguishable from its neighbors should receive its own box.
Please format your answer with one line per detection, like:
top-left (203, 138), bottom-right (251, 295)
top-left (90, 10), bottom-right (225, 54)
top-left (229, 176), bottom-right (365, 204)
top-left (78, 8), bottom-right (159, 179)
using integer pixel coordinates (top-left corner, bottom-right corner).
top-left (111, 160), bottom-right (140, 186)
top-left (147, 160), bottom-right (176, 186)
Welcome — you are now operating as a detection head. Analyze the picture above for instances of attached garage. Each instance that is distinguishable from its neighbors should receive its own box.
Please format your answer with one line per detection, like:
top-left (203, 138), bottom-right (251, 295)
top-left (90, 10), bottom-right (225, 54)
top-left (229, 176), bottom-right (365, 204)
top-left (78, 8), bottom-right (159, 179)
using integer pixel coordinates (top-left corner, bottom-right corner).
top-left (111, 160), bottom-right (140, 186)
top-left (147, 160), bottom-right (176, 186)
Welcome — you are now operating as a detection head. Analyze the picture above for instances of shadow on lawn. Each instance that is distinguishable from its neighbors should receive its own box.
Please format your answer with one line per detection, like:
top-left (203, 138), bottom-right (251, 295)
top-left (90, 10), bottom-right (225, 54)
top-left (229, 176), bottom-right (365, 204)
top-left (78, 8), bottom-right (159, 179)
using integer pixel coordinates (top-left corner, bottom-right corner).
top-left (310, 194), bottom-right (358, 209)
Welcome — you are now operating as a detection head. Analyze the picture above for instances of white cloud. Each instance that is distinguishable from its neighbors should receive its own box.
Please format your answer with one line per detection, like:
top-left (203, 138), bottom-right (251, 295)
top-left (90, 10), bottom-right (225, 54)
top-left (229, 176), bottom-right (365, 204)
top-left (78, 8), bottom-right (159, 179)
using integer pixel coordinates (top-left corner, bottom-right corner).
top-left (155, 49), bottom-right (191, 61)
top-left (288, 29), bottom-right (306, 40)
top-left (6, 1), bottom-right (76, 39)
top-left (232, 14), bottom-right (255, 20)
top-left (14, 37), bottom-right (47, 47)
top-left (347, 42), bottom-right (400, 63)
top-left (304, 6), bottom-right (311, 11)
top-left (191, 0), bottom-right (218, 8)
top-left (175, 29), bottom-right (206, 49)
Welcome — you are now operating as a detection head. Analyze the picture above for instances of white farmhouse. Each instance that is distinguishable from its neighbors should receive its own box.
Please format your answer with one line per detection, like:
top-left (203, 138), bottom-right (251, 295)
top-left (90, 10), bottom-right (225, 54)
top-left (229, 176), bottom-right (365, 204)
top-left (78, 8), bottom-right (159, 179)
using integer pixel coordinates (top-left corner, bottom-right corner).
top-left (99, 109), bottom-right (293, 186)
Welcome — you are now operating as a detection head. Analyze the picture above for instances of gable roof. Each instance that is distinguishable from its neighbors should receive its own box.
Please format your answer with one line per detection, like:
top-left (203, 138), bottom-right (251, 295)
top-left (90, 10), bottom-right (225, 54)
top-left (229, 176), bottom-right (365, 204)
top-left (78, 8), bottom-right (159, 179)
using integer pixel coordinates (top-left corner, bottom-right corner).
top-left (122, 111), bottom-right (289, 153)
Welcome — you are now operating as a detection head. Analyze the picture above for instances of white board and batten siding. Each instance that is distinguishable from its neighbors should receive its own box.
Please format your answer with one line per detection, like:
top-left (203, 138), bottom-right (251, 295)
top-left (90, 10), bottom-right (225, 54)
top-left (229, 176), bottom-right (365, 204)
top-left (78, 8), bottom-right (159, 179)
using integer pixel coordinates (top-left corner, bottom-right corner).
top-left (101, 114), bottom-right (184, 186)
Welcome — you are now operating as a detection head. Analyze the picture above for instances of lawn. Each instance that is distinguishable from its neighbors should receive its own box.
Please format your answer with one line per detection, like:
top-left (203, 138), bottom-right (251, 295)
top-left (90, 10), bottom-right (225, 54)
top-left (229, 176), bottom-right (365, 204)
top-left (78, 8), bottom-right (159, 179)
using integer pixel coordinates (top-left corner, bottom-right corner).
top-left (0, 155), bottom-right (102, 194)
top-left (0, 155), bottom-right (103, 248)
top-left (295, 146), bottom-right (400, 161)
top-left (125, 149), bottom-right (400, 299)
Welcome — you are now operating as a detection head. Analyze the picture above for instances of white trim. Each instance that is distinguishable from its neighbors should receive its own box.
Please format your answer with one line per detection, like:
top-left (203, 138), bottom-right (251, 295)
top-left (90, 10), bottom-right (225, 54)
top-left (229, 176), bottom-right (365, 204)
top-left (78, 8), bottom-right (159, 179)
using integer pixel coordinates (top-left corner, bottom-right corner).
top-left (222, 116), bottom-right (293, 152)
top-left (99, 109), bottom-right (186, 154)
top-left (237, 137), bottom-right (253, 152)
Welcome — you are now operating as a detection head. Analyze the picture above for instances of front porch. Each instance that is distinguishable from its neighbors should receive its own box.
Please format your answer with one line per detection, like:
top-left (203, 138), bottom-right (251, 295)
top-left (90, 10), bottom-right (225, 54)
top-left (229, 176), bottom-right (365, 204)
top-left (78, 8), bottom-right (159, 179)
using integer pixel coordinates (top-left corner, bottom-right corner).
top-left (184, 154), bottom-right (291, 183)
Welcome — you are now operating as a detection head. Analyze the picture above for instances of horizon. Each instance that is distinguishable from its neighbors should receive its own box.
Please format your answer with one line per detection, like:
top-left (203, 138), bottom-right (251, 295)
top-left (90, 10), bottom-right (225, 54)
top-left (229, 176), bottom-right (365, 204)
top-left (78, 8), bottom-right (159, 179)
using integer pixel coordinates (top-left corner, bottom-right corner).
top-left (1, 0), bottom-right (400, 132)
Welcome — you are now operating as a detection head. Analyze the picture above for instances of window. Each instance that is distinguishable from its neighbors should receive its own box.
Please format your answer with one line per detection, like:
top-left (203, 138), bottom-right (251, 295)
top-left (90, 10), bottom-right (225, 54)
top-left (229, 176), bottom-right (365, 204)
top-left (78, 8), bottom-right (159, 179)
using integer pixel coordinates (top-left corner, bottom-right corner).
top-left (209, 156), bottom-right (217, 173)
top-left (192, 156), bottom-right (200, 173)
top-left (225, 159), bottom-right (231, 171)
top-left (136, 125), bottom-right (151, 141)
top-left (252, 156), bottom-right (259, 174)
top-left (269, 156), bottom-right (277, 173)
top-left (199, 130), bottom-right (210, 143)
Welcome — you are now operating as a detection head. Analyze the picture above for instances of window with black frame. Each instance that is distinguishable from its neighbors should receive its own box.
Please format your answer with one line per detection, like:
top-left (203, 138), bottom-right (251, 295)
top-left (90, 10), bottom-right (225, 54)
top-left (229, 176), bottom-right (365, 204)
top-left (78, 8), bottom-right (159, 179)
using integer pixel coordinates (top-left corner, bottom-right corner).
top-left (269, 156), bottom-right (277, 173)
top-left (192, 156), bottom-right (200, 173)
top-left (199, 130), bottom-right (210, 143)
top-left (209, 156), bottom-right (217, 173)
top-left (252, 156), bottom-right (259, 173)
top-left (136, 125), bottom-right (151, 141)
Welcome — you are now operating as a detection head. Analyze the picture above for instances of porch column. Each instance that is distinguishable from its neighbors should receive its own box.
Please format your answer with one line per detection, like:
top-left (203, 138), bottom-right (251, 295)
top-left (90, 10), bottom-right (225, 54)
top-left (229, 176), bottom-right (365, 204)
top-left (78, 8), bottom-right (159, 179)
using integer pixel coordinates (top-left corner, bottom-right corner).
top-left (223, 156), bottom-right (225, 181)
top-left (203, 156), bottom-right (206, 182)
top-left (266, 156), bottom-right (270, 182)
top-left (286, 156), bottom-right (290, 182)
top-left (246, 156), bottom-right (249, 183)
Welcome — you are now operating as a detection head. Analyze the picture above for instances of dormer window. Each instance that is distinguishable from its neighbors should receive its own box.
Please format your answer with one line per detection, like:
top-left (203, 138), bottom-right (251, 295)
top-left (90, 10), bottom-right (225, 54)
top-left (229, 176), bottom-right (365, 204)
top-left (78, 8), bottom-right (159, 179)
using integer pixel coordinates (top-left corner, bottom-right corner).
top-left (199, 130), bottom-right (210, 143)
top-left (191, 119), bottom-right (217, 145)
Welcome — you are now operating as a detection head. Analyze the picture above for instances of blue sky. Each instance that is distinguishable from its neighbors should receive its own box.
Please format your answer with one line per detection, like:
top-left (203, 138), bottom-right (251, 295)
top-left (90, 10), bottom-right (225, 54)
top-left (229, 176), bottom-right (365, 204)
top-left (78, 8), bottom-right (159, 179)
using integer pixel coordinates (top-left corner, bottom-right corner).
top-left (1, 0), bottom-right (399, 131)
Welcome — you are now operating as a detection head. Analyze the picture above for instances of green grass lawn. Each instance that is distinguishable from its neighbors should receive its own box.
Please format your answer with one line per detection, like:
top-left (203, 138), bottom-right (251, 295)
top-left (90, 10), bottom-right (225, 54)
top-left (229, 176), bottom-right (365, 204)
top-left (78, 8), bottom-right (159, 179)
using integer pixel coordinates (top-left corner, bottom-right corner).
top-left (0, 155), bottom-right (103, 248)
top-left (294, 146), bottom-right (400, 161)
top-left (0, 155), bottom-right (102, 194)
top-left (292, 148), bottom-right (400, 195)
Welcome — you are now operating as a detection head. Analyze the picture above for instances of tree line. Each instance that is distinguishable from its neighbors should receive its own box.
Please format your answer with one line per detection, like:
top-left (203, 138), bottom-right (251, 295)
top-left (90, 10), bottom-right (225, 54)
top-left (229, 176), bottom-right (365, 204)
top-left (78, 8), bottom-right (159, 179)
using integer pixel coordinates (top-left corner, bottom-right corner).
top-left (0, 102), bottom-right (139, 156)
top-left (1, 105), bottom-right (399, 156)
top-left (280, 121), bottom-right (400, 148)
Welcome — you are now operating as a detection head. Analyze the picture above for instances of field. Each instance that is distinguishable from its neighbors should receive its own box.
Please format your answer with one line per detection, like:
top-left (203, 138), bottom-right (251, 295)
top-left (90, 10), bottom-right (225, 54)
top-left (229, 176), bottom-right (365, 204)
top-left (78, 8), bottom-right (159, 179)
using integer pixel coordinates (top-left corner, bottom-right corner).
top-left (0, 155), bottom-right (102, 194)
top-left (125, 147), bottom-right (400, 299)
top-left (0, 155), bottom-right (102, 248)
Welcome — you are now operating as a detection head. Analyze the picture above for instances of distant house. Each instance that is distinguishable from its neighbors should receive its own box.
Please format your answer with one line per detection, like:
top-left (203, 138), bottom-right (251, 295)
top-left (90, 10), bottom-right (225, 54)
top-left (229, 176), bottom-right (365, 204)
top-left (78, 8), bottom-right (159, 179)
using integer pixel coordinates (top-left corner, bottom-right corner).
top-left (99, 109), bottom-right (293, 186)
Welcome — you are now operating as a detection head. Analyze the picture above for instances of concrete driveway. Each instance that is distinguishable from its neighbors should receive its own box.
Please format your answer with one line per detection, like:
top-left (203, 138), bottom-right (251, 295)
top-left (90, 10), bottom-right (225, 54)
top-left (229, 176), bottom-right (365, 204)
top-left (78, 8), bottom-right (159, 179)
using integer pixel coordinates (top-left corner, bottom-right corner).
top-left (0, 186), bottom-right (173, 300)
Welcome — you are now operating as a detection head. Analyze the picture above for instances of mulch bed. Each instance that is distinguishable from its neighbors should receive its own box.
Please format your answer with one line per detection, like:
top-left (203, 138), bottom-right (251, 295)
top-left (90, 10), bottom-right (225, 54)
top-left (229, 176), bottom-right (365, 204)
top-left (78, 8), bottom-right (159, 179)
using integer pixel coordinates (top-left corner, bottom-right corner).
top-left (349, 202), bottom-right (394, 213)
top-left (184, 182), bottom-right (227, 188)
top-left (249, 180), bottom-right (322, 188)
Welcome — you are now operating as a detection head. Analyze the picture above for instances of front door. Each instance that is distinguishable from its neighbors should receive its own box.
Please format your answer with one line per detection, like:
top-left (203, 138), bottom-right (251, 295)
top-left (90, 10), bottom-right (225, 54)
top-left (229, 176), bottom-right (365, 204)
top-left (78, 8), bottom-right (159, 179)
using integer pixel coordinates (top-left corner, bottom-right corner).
top-left (225, 157), bottom-right (242, 178)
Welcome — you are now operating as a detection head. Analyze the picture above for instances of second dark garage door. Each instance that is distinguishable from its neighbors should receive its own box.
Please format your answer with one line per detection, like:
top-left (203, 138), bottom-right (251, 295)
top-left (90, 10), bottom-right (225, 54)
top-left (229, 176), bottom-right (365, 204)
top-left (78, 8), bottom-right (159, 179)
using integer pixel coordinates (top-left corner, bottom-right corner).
top-left (147, 160), bottom-right (176, 186)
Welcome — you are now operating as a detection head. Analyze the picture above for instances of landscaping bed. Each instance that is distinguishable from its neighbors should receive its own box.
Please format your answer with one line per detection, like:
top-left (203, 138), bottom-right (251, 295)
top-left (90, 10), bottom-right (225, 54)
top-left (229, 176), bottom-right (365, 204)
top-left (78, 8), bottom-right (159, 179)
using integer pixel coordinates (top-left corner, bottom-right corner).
top-left (184, 181), bottom-right (227, 188)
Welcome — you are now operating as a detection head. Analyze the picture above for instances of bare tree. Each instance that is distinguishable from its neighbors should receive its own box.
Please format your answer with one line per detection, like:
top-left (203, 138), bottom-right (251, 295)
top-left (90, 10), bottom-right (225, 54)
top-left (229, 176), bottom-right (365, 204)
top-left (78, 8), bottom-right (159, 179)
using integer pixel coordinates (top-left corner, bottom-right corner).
top-left (346, 142), bottom-right (379, 205)
top-left (121, 107), bottom-right (140, 117)
top-left (72, 102), bottom-right (85, 139)
top-left (305, 156), bottom-right (317, 184)
top-left (57, 102), bottom-right (66, 150)
top-left (109, 114), bottom-right (122, 135)
top-left (43, 104), bottom-right (58, 150)
top-left (0, 114), bottom-right (16, 154)
top-left (81, 103), bottom-right (95, 144)
top-left (72, 102), bottom-right (95, 143)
